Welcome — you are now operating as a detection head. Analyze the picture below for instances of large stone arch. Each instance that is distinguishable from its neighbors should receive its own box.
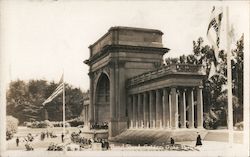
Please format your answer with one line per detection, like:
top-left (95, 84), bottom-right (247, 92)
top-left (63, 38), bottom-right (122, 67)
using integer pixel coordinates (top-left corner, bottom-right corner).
top-left (84, 27), bottom-right (170, 138)
top-left (93, 71), bottom-right (110, 124)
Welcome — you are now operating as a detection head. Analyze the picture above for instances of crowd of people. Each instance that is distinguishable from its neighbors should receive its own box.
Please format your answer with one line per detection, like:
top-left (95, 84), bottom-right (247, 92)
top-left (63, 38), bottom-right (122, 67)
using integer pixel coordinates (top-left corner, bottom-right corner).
top-left (41, 131), bottom-right (57, 141)
top-left (15, 133), bottom-right (36, 151)
top-left (14, 127), bottom-right (202, 151)
top-left (90, 122), bottom-right (108, 130)
top-left (70, 131), bottom-right (110, 150)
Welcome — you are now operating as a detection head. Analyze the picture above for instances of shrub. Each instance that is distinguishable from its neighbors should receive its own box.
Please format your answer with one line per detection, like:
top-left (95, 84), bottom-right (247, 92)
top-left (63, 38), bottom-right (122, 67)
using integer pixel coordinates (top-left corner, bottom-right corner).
top-left (26, 120), bottom-right (53, 128)
top-left (68, 119), bottom-right (84, 127)
top-left (203, 113), bottom-right (219, 129)
top-left (235, 121), bottom-right (243, 130)
top-left (6, 130), bottom-right (14, 140)
top-left (50, 121), bottom-right (71, 127)
top-left (6, 116), bottom-right (19, 140)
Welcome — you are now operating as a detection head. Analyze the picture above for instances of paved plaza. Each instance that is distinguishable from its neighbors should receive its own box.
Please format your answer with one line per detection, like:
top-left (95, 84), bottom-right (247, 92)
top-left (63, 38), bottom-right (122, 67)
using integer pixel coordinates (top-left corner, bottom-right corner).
top-left (5, 127), bottom-right (248, 157)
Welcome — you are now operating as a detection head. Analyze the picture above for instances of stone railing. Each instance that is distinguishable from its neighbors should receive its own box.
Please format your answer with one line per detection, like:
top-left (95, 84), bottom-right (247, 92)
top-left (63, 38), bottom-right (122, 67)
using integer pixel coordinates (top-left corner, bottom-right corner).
top-left (126, 64), bottom-right (205, 87)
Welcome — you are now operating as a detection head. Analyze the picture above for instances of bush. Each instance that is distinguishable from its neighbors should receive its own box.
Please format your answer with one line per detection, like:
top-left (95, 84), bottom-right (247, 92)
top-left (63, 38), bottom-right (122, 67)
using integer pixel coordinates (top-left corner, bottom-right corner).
top-left (68, 119), bottom-right (84, 127)
top-left (50, 121), bottom-right (71, 127)
top-left (6, 116), bottom-right (19, 140)
top-left (7, 116), bottom-right (19, 133)
top-left (44, 120), bottom-right (53, 127)
top-left (203, 113), bottom-right (219, 129)
top-left (6, 130), bottom-right (14, 140)
top-left (26, 120), bottom-right (53, 128)
top-left (235, 121), bottom-right (243, 130)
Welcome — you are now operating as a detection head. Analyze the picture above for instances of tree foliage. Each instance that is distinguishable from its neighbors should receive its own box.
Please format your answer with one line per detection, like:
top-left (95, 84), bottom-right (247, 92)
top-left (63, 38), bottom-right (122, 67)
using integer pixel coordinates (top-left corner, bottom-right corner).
top-left (7, 79), bottom-right (84, 124)
top-left (164, 35), bottom-right (244, 126)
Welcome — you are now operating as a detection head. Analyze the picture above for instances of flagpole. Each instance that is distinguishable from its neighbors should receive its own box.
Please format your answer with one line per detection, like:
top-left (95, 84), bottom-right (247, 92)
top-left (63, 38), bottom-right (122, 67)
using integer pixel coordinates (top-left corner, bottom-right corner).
top-left (226, 6), bottom-right (233, 147)
top-left (63, 73), bottom-right (65, 141)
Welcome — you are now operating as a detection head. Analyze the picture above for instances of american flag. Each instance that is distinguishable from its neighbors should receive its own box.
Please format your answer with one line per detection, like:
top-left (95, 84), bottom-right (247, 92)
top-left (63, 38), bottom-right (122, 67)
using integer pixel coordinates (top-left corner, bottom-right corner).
top-left (42, 74), bottom-right (64, 105)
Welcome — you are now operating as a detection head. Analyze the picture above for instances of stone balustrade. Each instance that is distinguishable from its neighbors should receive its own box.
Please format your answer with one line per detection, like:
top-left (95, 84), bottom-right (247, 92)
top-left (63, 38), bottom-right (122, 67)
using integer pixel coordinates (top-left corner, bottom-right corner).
top-left (127, 64), bottom-right (205, 87)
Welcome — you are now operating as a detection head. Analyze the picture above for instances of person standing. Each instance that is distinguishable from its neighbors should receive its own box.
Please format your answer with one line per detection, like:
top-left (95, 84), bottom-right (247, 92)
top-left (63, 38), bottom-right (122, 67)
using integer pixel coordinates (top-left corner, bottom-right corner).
top-left (170, 137), bottom-right (175, 145)
top-left (61, 133), bottom-right (64, 143)
top-left (195, 133), bottom-right (202, 146)
top-left (16, 137), bottom-right (19, 147)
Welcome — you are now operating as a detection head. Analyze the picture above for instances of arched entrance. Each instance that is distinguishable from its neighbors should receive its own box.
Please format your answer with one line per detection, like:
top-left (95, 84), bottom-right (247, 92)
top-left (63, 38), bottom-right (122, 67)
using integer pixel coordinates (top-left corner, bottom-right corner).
top-left (95, 73), bottom-right (110, 123)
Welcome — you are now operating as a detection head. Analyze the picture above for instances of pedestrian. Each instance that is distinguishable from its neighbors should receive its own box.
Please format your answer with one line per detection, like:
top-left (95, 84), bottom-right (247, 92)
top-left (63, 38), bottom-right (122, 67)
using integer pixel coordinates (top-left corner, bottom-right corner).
top-left (105, 139), bottom-right (109, 150)
top-left (61, 133), bottom-right (64, 143)
top-left (16, 137), bottom-right (19, 147)
top-left (170, 137), bottom-right (175, 145)
top-left (195, 133), bottom-right (202, 146)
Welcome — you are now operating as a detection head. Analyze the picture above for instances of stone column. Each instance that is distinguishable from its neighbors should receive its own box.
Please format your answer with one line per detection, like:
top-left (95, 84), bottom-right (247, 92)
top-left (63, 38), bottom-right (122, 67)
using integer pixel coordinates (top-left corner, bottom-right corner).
top-left (138, 94), bottom-right (143, 128)
top-left (163, 88), bottom-right (169, 128)
top-left (132, 94), bottom-right (137, 128)
top-left (170, 87), bottom-right (178, 129)
top-left (110, 62), bottom-right (116, 120)
top-left (179, 90), bottom-right (186, 128)
top-left (168, 92), bottom-right (172, 128)
top-left (82, 105), bottom-right (87, 124)
top-left (88, 73), bottom-right (94, 126)
top-left (118, 61), bottom-right (126, 122)
top-left (86, 106), bottom-right (89, 123)
top-left (143, 92), bottom-right (149, 128)
top-left (127, 96), bottom-right (132, 128)
top-left (156, 89), bottom-right (163, 128)
top-left (149, 91), bottom-right (156, 128)
top-left (188, 89), bottom-right (194, 128)
top-left (196, 86), bottom-right (203, 129)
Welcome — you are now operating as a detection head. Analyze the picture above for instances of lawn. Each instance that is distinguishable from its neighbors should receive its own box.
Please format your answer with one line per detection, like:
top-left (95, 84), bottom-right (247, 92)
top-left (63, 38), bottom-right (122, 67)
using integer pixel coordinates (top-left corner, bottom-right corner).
top-left (7, 126), bottom-right (80, 151)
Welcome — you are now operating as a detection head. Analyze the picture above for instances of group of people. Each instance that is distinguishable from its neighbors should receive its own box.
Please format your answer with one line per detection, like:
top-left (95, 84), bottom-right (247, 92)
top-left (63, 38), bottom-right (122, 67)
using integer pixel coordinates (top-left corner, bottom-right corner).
top-left (70, 131), bottom-right (110, 150)
top-left (41, 131), bottom-right (57, 141)
top-left (91, 122), bottom-right (108, 130)
top-left (15, 133), bottom-right (36, 151)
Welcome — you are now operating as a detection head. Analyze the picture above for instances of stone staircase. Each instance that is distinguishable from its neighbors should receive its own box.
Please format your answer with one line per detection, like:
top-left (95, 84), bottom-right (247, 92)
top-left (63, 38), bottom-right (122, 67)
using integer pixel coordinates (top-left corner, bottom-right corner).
top-left (110, 128), bottom-right (208, 145)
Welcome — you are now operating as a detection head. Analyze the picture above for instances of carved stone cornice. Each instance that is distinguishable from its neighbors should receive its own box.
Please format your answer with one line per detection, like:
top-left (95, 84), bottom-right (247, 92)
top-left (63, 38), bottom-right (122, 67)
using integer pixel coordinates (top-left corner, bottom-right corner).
top-left (86, 44), bottom-right (170, 65)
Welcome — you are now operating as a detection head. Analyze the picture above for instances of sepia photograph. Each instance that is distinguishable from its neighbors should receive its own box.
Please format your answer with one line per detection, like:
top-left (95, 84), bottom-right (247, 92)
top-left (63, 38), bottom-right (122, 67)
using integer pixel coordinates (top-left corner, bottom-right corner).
top-left (0, 0), bottom-right (249, 156)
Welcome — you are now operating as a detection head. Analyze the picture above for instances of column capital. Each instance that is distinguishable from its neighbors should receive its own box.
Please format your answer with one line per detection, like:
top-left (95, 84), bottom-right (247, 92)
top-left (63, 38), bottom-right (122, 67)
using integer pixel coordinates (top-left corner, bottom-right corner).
top-left (170, 86), bottom-right (177, 94)
top-left (178, 87), bottom-right (188, 93)
top-left (170, 86), bottom-right (177, 89)
top-left (187, 87), bottom-right (195, 92)
top-left (197, 86), bottom-right (203, 89)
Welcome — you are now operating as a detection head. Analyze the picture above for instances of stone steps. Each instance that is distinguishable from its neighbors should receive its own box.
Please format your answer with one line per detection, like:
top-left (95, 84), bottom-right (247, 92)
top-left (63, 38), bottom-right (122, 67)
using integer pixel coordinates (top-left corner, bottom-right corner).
top-left (110, 129), bottom-right (207, 145)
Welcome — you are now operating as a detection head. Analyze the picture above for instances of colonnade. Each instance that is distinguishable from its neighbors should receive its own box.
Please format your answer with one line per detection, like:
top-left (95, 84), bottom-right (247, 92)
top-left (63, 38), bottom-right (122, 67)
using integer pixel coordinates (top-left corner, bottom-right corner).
top-left (127, 86), bottom-right (203, 129)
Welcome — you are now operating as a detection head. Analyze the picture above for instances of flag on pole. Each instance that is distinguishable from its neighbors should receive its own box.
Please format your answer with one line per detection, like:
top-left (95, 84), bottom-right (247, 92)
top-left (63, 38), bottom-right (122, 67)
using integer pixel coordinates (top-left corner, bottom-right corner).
top-left (208, 61), bottom-right (217, 78)
top-left (207, 6), bottom-right (223, 63)
top-left (42, 74), bottom-right (64, 105)
top-left (207, 6), bottom-right (223, 78)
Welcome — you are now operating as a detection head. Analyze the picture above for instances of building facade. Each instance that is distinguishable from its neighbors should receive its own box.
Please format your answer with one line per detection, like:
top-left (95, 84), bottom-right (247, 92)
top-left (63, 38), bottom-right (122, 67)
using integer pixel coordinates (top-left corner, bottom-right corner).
top-left (84, 26), bottom-right (206, 138)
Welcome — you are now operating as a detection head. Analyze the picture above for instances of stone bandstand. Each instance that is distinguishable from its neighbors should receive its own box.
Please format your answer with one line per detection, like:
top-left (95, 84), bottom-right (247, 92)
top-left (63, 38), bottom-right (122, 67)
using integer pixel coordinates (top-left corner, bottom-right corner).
top-left (84, 26), bottom-right (206, 139)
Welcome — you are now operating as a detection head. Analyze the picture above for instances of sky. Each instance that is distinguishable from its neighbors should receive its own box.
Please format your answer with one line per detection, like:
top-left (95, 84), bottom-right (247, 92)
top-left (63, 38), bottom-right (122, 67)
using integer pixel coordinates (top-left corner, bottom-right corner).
top-left (0, 0), bottom-right (249, 91)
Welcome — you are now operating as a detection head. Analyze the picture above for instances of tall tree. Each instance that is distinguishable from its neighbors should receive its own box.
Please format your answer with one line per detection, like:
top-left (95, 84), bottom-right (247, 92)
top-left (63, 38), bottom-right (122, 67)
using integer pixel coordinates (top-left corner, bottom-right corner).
top-left (7, 79), bottom-right (85, 124)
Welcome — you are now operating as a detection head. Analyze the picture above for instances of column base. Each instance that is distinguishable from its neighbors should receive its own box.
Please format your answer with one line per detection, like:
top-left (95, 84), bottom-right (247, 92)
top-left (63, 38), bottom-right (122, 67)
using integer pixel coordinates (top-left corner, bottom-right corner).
top-left (171, 127), bottom-right (179, 130)
top-left (109, 119), bottom-right (128, 138)
top-left (197, 126), bottom-right (205, 129)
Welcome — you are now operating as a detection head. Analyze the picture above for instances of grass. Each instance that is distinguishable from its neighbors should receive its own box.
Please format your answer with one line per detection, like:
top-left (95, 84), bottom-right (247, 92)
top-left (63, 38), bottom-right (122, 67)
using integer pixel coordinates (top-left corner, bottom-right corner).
top-left (7, 126), bottom-right (80, 151)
